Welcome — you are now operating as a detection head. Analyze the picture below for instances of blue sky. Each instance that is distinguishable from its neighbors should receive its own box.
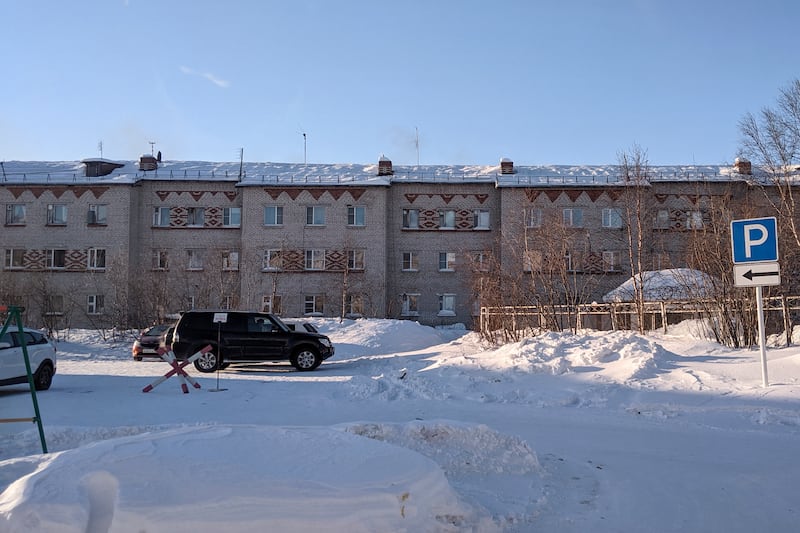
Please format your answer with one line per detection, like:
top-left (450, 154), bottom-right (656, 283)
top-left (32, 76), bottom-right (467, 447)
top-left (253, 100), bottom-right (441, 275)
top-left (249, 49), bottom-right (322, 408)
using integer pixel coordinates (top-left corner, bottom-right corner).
top-left (1, 0), bottom-right (797, 166)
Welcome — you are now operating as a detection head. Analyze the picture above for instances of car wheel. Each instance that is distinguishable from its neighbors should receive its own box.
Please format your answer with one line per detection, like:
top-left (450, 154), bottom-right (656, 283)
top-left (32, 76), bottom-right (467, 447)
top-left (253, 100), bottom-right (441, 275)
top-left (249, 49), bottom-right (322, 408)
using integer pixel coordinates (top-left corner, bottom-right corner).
top-left (133, 356), bottom-right (143, 361)
top-left (34, 363), bottom-right (54, 391)
top-left (291, 348), bottom-right (322, 371)
top-left (193, 348), bottom-right (219, 373)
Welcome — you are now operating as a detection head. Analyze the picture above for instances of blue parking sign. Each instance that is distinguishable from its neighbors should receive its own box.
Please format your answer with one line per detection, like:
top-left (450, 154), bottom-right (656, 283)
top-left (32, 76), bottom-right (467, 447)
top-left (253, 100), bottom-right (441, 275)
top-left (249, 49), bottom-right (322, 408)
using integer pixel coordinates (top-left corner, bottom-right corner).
top-left (730, 217), bottom-right (779, 264)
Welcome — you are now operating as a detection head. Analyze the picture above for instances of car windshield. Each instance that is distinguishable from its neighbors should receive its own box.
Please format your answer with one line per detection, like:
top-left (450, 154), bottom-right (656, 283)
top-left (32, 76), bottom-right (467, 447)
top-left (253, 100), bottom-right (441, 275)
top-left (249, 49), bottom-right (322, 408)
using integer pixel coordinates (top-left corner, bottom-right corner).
top-left (269, 315), bottom-right (289, 331)
top-left (145, 325), bottom-right (169, 336)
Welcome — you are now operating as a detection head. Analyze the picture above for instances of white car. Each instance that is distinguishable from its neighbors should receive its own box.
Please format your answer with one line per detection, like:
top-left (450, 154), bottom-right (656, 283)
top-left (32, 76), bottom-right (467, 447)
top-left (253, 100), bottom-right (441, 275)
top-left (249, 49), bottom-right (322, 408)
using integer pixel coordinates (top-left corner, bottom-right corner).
top-left (0, 327), bottom-right (57, 390)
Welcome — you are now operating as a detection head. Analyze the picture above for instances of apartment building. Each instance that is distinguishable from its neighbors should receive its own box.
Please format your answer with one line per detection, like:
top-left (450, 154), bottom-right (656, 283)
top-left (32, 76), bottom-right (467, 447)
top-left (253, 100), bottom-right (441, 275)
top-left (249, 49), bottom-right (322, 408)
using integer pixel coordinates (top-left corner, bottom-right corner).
top-left (0, 155), bottom-right (762, 329)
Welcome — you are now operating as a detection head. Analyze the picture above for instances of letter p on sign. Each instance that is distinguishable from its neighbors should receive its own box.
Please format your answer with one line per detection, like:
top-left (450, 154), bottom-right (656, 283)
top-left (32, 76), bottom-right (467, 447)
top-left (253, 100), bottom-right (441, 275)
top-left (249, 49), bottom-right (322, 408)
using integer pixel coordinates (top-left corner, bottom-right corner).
top-left (743, 223), bottom-right (769, 258)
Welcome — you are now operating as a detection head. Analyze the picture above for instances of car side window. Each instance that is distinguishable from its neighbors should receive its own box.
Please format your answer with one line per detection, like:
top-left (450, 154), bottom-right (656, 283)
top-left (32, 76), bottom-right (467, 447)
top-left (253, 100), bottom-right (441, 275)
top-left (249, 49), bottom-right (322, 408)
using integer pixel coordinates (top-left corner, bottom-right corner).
top-left (0, 333), bottom-right (13, 348)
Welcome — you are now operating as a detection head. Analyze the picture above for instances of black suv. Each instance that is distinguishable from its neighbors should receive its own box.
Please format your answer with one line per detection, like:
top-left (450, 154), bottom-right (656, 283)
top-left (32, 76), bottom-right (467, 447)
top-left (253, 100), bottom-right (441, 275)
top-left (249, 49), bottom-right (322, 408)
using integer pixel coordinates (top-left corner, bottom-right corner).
top-left (170, 310), bottom-right (334, 372)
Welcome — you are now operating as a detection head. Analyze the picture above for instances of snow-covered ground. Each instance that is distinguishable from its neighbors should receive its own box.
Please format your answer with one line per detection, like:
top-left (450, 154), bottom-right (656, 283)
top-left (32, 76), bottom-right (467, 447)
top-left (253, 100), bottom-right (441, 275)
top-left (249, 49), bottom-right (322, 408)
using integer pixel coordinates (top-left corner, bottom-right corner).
top-left (1, 318), bottom-right (798, 532)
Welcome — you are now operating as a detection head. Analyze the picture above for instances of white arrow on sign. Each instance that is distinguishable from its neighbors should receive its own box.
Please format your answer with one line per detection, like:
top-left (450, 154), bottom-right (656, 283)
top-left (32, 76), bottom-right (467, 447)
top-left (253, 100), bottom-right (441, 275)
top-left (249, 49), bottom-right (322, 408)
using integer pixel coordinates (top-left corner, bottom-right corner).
top-left (733, 262), bottom-right (781, 287)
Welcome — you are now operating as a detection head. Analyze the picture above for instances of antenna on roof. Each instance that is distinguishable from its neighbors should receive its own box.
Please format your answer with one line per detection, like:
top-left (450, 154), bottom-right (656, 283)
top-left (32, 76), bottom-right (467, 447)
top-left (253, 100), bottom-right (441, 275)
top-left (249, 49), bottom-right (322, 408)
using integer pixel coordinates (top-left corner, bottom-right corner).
top-left (148, 141), bottom-right (156, 156)
top-left (238, 148), bottom-right (244, 180)
top-left (302, 132), bottom-right (307, 166)
top-left (98, 140), bottom-right (103, 158)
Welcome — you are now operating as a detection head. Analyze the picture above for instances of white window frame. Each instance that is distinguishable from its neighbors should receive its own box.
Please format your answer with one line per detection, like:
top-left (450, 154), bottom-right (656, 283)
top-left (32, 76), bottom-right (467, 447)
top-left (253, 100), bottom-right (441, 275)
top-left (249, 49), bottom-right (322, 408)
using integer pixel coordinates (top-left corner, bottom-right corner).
top-left (306, 205), bottom-right (326, 226)
top-left (345, 293), bottom-right (365, 317)
top-left (348, 249), bottom-right (365, 271)
top-left (439, 209), bottom-right (456, 230)
top-left (187, 249), bottom-right (204, 271)
top-left (654, 209), bottom-right (670, 229)
top-left (523, 250), bottom-right (542, 272)
top-left (347, 205), bottom-right (366, 226)
top-left (153, 250), bottom-right (169, 270)
top-left (153, 207), bottom-right (171, 227)
top-left (223, 207), bottom-right (241, 227)
top-left (264, 205), bottom-right (284, 226)
top-left (687, 210), bottom-right (704, 229)
top-left (5, 204), bottom-right (26, 225)
top-left (88, 204), bottom-right (107, 225)
top-left (4, 249), bottom-right (25, 269)
top-left (438, 293), bottom-right (456, 316)
top-left (563, 208), bottom-right (583, 228)
top-left (402, 209), bottom-right (419, 229)
top-left (45, 295), bottom-right (64, 316)
top-left (525, 208), bottom-right (542, 228)
top-left (304, 295), bottom-right (324, 315)
top-left (47, 204), bottom-right (68, 225)
top-left (305, 249), bottom-right (325, 270)
top-left (438, 252), bottom-right (456, 271)
top-left (402, 252), bottom-right (419, 271)
top-left (222, 250), bottom-right (240, 271)
top-left (47, 249), bottom-right (66, 270)
top-left (263, 249), bottom-right (282, 271)
top-left (87, 294), bottom-right (104, 315)
top-left (472, 251), bottom-right (490, 272)
top-left (473, 209), bottom-right (490, 230)
top-left (262, 294), bottom-right (282, 314)
top-left (602, 208), bottom-right (623, 228)
top-left (401, 293), bottom-right (419, 316)
top-left (602, 250), bottom-right (621, 272)
top-left (87, 248), bottom-right (106, 270)
top-left (187, 207), bottom-right (205, 227)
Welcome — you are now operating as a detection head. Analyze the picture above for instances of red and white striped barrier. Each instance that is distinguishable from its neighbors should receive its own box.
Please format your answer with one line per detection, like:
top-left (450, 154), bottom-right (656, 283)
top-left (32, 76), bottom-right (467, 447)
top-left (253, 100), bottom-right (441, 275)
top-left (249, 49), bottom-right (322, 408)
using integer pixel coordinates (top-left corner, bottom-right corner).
top-left (142, 345), bottom-right (212, 393)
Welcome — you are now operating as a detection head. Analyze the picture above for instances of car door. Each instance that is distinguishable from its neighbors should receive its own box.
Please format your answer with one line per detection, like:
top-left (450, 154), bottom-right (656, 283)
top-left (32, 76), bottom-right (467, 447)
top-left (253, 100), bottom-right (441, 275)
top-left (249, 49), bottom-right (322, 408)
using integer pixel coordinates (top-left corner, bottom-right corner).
top-left (0, 332), bottom-right (23, 382)
top-left (248, 314), bottom-right (290, 360)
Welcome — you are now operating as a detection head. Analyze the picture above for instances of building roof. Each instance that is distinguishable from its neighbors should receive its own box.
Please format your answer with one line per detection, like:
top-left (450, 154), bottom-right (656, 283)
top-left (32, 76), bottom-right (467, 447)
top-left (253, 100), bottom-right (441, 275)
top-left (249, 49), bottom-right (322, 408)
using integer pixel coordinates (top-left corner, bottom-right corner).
top-left (0, 159), bottom-right (748, 187)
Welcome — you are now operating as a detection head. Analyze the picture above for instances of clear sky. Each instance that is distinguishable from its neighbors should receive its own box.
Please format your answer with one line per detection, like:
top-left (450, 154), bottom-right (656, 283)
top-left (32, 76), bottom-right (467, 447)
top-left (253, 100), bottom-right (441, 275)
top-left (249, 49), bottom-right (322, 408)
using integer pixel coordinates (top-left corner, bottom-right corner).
top-left (1, 0), bottom-right (797, 166)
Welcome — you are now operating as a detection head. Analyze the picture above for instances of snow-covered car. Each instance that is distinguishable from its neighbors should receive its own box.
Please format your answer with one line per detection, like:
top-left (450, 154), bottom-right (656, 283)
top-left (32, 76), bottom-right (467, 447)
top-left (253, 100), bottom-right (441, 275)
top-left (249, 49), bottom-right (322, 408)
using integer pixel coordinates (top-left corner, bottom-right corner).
top-left (0, 327), bottom-right (57, 390)
top-left (132, 324), bottom-right (174, 361)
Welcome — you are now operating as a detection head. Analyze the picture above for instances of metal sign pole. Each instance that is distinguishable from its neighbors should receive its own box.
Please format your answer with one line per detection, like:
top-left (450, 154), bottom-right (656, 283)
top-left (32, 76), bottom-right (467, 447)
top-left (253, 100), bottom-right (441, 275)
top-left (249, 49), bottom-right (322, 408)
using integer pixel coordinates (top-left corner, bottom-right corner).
top-left (755, 285), bottom-right (769, 387)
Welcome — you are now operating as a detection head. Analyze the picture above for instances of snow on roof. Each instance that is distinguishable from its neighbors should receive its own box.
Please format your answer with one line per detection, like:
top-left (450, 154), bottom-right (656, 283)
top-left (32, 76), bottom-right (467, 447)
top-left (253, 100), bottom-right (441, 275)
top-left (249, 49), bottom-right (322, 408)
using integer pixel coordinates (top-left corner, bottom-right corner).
top-left (602, 269), bottom-right (719, 303)
top-left (0, 159), bottom-right (748, 187)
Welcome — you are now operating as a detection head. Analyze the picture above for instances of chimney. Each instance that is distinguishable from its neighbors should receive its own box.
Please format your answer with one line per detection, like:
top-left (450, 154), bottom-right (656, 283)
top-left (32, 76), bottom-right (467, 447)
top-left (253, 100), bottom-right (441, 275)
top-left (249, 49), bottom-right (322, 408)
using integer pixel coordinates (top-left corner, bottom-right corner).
top-left (733, 157), bottom-right (752, 175)
top-left (378, 155), bottom-right (393, 176)
top-left (500, 158), bottom-right (514, 175)
top-left (139, 154), bottom-right (158, 171)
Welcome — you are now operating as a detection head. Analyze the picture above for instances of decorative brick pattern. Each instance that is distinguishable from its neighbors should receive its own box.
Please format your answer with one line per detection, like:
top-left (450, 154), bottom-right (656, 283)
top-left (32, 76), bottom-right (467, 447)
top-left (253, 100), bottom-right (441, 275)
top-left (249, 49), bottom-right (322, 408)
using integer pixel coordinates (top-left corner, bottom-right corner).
top-left (65, 250), bottom-right (87, 271)
top-left (206, 207), bottom-right (223, 228)
top-left (24, 250), bottom-right (45, 270)
top-left (325, 250), bottom-right (347, 271)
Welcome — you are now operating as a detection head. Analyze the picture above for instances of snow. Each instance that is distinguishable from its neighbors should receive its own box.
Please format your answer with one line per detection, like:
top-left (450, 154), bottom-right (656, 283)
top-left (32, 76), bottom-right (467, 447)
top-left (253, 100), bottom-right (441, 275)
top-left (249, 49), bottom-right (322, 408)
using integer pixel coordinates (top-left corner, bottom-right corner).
top-left (603, 268), bottom-right (719, 302)
top-left (1, 318), bottom-right (799, 532)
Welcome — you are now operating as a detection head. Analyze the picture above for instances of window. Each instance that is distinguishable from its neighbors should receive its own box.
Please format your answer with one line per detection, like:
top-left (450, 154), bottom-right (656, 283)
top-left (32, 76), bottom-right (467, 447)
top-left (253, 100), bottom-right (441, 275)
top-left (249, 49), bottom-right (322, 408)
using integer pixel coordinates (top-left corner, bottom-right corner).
top-left (4, 249), bottom-right (24, 269)
top-left (687, 211), bottom-right (704, 229)
top-left (262, 294), bottom-right (282, 314)
top-left (222, 296), bottom-right (237, 310)
top-left (654, 210), bottom-right (670, 229)
top-left (45, 295), bottom-right (64, 316)
top-left (438, 294), bottom-right (456, 316)
top-left (347, 205), bottom-right (366, 226)
top-left (602, 208), bottom-right (623, 228)
top-left (187, 207), bottom-right (205, 227)
top-left (602, 251), bottom-right (621, 272)
top-left (47, 249), bottom-right (66, 269)
top-left (88, 248), bottom-right (106, 270)
top-left (653, 252), bottom-right (671, 270)
top-left (401, 293), bottom-right (419, 316)
top-left (563, 208), bottom-right (583, 228)
top-left (187, 249), bottom-right (204, 270)
top-left (402, 252), bottom-right (419, 271)
top-left (473, 209), bottom-right (490, 230)
top-left (222, 250), bottom-right (239, 271)
top-left (5, 204), bottom-right (26, 225)
top-left (87, 294), bottom-right (104, 315)
top-left (348, 250), bottom-right (365, 271)
top-left (223, 207), bottom-right (241, 227)
top-left (88, 204), bottom-right (107, 225)
top-left (153, 207), bottom-right (171, 227)
top-left (304, 295), bottom-right (324, 315)
top-left (263, 249), bottom-right (282, 271)
top-left (305, 249), bottom-right (325, 270)
top-left (306, 206), bottom-right (326, 226)
top-left (264, 205), bottom-right (284, 226)
top-left (47, 204), bottom-right (67, 225)
top-left (402, 209), bottom-right (419, 229)
top-left (565, 251), bottom-right (581, 272)
top-left (153, 250), bottom-right (169, 270)
top-left (187, 295), bottom-right (196, 310)
top-left (523, 250), bottom-right (542, 272)
top-left (438, 252), bottom-right (456, 271)
top-left (439, 209), bottom-right (456, 229)
top-left (345, 293), bottom-right (365, 316)
top-left (525, 208), bottom-right (542, 228)
top-left (472, 251), bottom-right (490, 272)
